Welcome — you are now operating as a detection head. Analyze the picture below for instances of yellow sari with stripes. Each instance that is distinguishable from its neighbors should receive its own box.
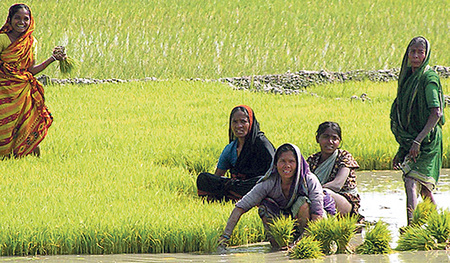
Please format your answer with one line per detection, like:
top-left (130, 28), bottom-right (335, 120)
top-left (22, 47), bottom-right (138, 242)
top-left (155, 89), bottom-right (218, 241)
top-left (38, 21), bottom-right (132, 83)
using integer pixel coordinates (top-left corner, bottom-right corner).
top-left (0, 11), bottom-right (52, 157)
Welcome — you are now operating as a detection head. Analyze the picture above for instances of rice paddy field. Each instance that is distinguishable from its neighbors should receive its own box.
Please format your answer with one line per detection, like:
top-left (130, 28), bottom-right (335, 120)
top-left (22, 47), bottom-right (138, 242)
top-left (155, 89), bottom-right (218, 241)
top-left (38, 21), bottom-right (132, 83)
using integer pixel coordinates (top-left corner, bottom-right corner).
top-left (0, 0), bottom-right (449, 258)
top-left (1, 0), bottom-right (449, 79)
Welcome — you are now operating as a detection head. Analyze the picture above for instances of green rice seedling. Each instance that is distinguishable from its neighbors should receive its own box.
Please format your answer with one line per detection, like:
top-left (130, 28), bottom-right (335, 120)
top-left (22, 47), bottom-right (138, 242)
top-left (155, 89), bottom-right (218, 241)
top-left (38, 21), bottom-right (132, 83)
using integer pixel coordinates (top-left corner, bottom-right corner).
top-left (288, 235), bottom-right (324, 259)
top-left (59, 56), bottom-right (79, 75)
top-left (52, 45), bottom-right (79, 75)
top-left (411, 199), bottom-right (437, 226)
top-left (267, 215), bottom-right (296, 248)
top-left (1, 79), bottom-right (450, 256)
top-left (426, 209), bottom-right (450, 244)
top-left (307, 215), bottom-right (358, 254)
top-left (395, 226), bottom-right (439, 251)
top-left (356, 220), bottom-right (391, 254)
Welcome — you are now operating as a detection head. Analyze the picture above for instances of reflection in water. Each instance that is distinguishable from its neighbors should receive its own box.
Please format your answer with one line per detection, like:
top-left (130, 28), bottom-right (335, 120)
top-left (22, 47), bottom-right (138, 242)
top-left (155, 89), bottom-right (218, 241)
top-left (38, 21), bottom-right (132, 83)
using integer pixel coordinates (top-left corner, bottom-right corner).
top-left (1, 170), bottom-right (450, 263)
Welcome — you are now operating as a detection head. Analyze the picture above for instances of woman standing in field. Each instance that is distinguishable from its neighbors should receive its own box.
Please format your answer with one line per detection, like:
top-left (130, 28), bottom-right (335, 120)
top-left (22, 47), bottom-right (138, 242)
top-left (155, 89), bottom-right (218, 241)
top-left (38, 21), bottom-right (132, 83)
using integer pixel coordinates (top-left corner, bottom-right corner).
top-left (197, 105), bottom-right (275, 201)
top-left (0, 4), bottom-right (65, 158)
top-left (307, 121), bottom-right (364, 222)
top-left (218, 143), bottom-right (334, 249)
top-left (390, 36), bottom-right (445, 225)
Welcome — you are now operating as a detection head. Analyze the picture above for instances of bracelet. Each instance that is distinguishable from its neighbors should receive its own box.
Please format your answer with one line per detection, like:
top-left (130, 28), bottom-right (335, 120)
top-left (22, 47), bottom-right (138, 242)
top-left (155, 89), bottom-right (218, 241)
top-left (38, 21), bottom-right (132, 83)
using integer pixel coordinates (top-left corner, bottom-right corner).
top-left (413, 140), bottom-right (421, 146)
top-left (221, 234), bottom-right (230, 240)
top-left (51, 55), bottom-right (57, 62)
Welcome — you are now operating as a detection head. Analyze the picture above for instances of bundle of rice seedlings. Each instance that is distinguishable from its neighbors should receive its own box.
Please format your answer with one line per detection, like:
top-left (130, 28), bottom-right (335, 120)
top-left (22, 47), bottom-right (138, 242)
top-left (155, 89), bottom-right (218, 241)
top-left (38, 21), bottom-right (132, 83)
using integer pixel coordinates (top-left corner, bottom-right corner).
top-left (307, 215), bottom-right (358, 254)
top-left (288, 235), bottom-right (324, 259)
top-left (395, 226), bottom-right (437, 251)
top-left (53, 46), bottom-right (79, 75)
top-left (267, 216), bottom-right (296, 248)
top-left (356, 220), bottom-right (392, 254)
top-left (411, 199), bottom-right (437, 226)
top-left (59, 56), bottom-right (78, 75)
top-left (426, 209), bottom-right (450, 244)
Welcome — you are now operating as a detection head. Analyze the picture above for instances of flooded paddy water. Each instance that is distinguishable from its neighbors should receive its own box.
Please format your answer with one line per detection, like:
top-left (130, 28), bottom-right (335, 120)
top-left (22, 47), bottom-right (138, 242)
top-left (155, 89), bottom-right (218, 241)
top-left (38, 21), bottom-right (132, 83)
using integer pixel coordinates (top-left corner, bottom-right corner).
top-left (2, 170), bottom-right (450, 263)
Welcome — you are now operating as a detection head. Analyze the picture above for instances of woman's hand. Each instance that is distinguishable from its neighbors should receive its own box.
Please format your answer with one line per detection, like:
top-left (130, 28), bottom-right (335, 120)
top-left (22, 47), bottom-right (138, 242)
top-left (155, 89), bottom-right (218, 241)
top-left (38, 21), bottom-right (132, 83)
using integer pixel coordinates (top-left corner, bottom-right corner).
top-left (52, 46), bottom-right (67, 61)
top-left (218, 234), bottom-right (230, 248)
top-left (392, 154), bottom-right (401, 170)
top-left (408, 141), bottom-right (420, 162)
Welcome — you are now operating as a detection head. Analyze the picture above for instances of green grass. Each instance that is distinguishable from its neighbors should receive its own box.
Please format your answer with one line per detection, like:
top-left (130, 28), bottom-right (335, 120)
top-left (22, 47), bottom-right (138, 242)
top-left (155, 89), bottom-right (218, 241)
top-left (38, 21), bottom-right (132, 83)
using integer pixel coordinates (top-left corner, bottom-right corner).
top-left (0, 77), bottom-right (449, 255)
top-left (0, 0), bottom-right (448, 79)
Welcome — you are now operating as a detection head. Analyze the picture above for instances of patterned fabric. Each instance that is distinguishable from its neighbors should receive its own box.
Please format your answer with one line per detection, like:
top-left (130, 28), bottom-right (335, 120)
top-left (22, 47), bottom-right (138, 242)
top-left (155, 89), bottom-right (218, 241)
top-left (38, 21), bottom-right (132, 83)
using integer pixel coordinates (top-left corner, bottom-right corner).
top-left (0, 7), bottom-right (52, 157)
top-left (390, 37), bottom-right (444, 189)
top-left (307, 149), bottom-right (362, 217)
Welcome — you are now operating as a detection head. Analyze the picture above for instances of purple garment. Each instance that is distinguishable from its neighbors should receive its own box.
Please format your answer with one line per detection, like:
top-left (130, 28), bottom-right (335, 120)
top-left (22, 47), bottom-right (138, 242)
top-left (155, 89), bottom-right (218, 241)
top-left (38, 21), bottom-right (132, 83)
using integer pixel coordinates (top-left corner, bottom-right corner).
top-left (236, 143), bottom-right (326, 216)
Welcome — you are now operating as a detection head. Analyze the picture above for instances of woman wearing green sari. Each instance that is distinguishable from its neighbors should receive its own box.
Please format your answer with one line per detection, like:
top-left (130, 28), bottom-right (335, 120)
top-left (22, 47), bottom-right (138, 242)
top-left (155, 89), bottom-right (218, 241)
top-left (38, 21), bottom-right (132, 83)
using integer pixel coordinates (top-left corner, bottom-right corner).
top-left (390, 36), bottom-right (445, 225)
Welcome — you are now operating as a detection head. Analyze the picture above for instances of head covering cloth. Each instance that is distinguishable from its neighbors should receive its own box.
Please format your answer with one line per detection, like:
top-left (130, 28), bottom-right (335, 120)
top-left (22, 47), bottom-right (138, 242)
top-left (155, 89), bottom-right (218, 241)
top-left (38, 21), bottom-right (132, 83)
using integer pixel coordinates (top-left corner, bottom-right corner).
top-left (390, 36), bottom-right (444, 188)
top-left (0, 4), bottom-right (52, 157)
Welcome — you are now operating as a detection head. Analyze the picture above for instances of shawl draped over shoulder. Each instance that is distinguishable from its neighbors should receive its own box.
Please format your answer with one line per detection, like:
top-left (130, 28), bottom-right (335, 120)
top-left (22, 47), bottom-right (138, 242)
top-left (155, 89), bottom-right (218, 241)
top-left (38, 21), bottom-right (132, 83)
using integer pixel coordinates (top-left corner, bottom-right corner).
top-left (390, 36), bottom-right (444, 188)
top-left (0, 8), bottom-right (52, 157)
top-left (229, 105), bottom-right (275, 179)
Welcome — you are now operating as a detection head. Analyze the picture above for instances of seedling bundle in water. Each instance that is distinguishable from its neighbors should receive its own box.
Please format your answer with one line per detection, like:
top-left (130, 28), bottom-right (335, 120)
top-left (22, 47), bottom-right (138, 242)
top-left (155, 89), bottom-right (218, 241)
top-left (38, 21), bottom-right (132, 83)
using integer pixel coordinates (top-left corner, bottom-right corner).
top-left (307, 215), bottom-right (358, 254)
top-left (267, 216), bottom-right (295, 248)
top-left (396, 200), bottom-right (450, 251)
top-left (288, 235), bottom-right (324, 259)
top-left (356, 220), bottom-right (391, 254)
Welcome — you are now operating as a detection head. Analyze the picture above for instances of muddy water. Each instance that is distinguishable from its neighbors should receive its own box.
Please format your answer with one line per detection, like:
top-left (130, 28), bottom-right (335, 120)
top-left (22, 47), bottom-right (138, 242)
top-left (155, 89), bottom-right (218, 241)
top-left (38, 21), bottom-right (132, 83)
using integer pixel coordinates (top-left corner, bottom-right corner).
top-left (2, 170), bottom-right (450, 263)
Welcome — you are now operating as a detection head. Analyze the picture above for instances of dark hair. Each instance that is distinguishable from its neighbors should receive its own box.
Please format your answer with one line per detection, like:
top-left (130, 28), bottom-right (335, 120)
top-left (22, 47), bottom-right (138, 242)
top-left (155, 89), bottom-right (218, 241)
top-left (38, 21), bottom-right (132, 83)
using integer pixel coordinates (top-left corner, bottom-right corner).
top-left (274, 144), bottom-right (297, 165)
top-left (407, 36), bottom-right (427, 54)
top-left (229, 106), bottom-right (249, 122)
top-left (7, 4), bottom-right (31, 23)
top-left (316, 121), bottom-right (342, 140)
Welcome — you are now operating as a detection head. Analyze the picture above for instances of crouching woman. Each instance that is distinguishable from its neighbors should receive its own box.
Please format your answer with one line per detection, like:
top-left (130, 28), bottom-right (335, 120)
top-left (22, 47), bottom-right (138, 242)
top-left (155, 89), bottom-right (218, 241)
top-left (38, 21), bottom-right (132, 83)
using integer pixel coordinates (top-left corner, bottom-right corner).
top-left (218, 143), bottom-right (335, 249)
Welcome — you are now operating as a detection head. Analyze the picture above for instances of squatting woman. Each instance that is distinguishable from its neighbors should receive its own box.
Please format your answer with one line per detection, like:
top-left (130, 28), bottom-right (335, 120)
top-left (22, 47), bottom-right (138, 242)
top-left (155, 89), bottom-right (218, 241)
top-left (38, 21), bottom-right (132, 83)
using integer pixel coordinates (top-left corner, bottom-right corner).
top-left (307, 121), bottom-right (364, 222)
top-left (219, 143), bottom-right (335, 249)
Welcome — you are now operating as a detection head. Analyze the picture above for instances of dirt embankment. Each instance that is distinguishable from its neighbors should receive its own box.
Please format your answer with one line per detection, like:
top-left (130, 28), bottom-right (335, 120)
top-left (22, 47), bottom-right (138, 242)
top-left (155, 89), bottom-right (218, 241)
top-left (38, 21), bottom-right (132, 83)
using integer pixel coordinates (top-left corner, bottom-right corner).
top-left (38, 65), bottom-right (449, 98)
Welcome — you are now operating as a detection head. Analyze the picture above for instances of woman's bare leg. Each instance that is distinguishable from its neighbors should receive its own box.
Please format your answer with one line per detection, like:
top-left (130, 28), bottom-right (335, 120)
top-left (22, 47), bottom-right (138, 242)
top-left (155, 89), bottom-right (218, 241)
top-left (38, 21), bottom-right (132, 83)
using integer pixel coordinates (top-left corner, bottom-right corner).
top-left (296, 203), bottom-right (310, 236)
top-left (420, 186), bottom-right (436, 205)
top-left (404, 176), bottom-right (418, 225)
top-left (324, 189), bottom-right (352, 216)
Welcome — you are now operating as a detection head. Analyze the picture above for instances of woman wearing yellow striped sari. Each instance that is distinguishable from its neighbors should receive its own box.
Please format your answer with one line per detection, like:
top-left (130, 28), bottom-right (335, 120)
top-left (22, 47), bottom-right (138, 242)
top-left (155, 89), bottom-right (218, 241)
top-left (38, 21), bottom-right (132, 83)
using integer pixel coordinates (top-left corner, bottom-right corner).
top-left (0, 4), bottom-right (65, 158)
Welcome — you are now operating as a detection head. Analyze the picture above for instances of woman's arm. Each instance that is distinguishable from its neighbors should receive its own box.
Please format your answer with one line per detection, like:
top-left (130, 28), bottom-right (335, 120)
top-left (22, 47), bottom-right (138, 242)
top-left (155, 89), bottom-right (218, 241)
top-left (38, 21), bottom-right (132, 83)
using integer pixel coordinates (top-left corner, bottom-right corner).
top-left (409, 107), bottom-right (442, 161)
top-left (214, 168), bottom-right (226, 177)
top-left (306, 173), bottom-right (324, 217)
top-left (28, 47), bottom-right (67, 75)
top-left (28, 56), bottom-right (56, 75)
top-left (219, 207), bottom-right (245, 244)
top-left (322, 167), bottom-right (350, 192)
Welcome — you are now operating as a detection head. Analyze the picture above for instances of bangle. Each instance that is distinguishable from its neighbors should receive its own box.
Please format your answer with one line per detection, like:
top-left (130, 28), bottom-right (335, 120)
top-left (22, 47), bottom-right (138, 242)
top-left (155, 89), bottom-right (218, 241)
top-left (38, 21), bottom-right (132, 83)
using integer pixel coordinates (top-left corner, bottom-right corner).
top-left (51, 55), bottom-right (57, 61)
top-left (221, 234), bottom-right (230, 240)
top-left (413, 140), bottom-right (421, 145)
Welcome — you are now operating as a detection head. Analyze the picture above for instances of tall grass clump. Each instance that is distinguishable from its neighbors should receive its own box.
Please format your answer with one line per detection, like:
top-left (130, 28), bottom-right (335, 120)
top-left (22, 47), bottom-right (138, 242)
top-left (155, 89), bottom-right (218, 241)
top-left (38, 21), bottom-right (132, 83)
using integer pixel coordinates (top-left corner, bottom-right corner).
top-left (396, 209), bottom-right (450, 251)
top-left (267, 216), bottom-right (296, 248)
top-left (426, 209), bottom-right (450, 244)
top-left (395, 227), bottom-right (439, 251)
top-left (411, 199), bottom-right (437, 227)
top-left (288, 235), bottom-right (324, 259)
top-left (356, 221), bottom-right (391, 254)
top-left (307, 215), bottom-right (358, 254)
